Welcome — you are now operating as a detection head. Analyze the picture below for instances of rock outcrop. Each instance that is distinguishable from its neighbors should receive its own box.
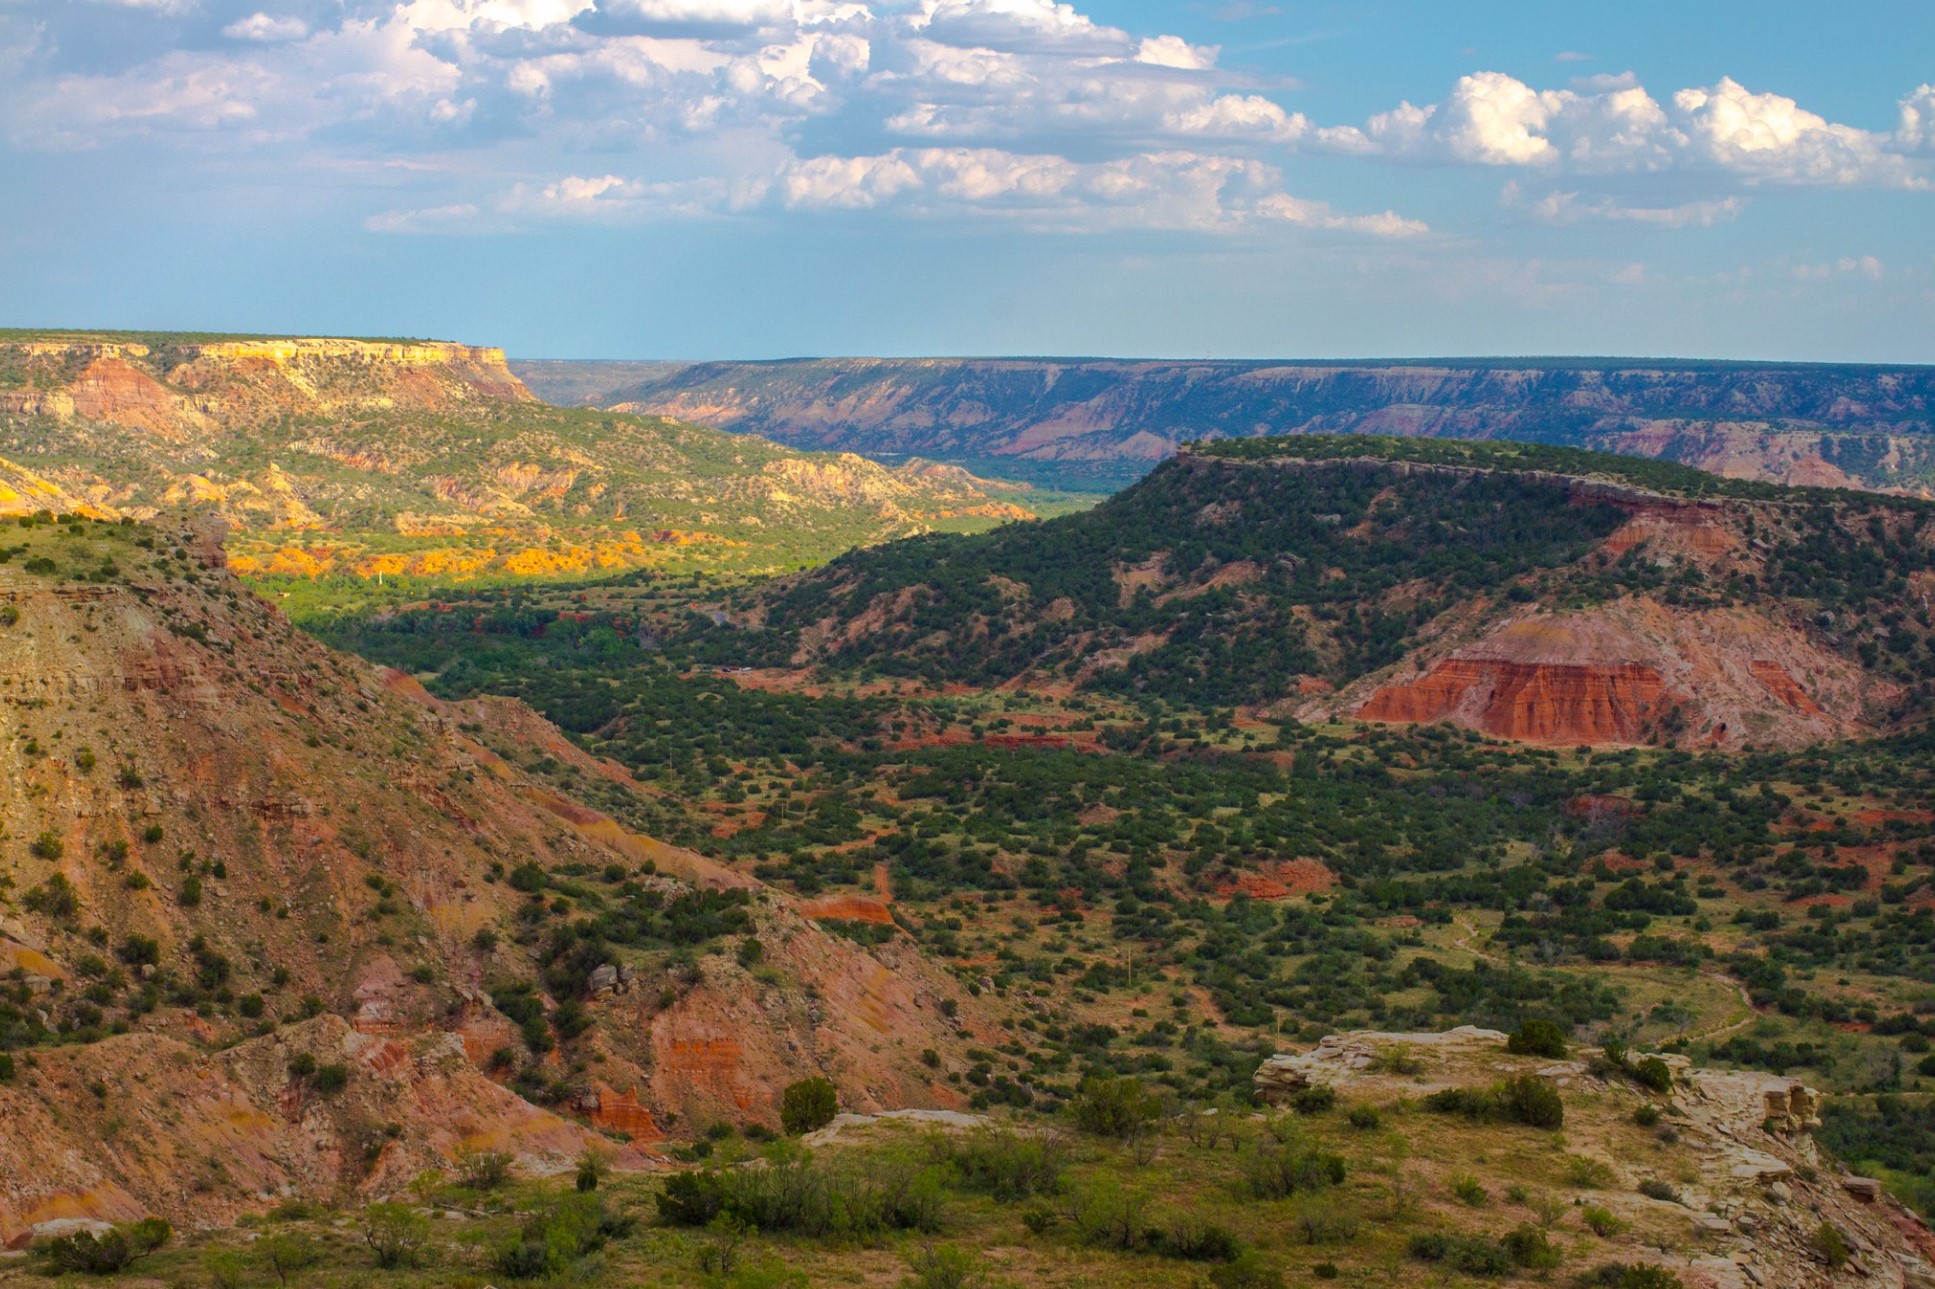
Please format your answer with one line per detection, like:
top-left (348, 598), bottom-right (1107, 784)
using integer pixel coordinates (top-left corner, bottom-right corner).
top-left (1255, 1030), bottom-right (1935, 1289)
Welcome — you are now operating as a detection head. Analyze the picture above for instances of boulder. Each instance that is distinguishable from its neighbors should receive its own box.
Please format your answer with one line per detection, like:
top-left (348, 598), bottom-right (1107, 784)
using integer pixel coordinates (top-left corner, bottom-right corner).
top-left (1841, 1176), bottom-right (1882, 1204)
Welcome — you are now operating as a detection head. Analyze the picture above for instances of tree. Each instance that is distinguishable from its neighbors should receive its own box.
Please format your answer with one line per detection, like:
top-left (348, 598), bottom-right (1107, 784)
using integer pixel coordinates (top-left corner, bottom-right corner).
top-left (361, 1203), bottom-right (430, 1269)
top-left (37, 1218), bottom-right (170, 1273)
top-left (781, 1076), bottom-right (839, 1135)
top-left (1507, 1019), bottom-right (1569, 1058)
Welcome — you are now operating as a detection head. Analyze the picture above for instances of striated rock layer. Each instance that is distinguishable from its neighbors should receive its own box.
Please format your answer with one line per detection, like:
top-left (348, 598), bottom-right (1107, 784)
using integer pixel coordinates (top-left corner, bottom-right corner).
top-left (1357, 657), bottom-right (1672, 743)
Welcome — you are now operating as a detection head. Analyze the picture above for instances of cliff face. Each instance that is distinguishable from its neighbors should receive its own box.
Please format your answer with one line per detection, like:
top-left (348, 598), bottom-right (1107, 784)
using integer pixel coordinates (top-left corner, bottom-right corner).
top-left (729, 443), bottom-right (1934, 749)
top-left (0, 519), bottom-right (1000, 1238)
top-left (4, 335), bottom-right (533, 429)
top-left (567, 356), bottom-right (1935, 492)
top-left (0, 332), bottom-right (1039, 583)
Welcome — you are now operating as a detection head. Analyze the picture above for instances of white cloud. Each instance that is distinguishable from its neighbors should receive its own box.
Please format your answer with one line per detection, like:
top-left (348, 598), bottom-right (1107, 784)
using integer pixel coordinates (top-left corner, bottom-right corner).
top-left (364, 202), bottom-right (482, 233)
top-left (1166, 94), bottom-right (1305, 142)
top-left (782, 151), bottom-right (922, 207)
top-left (222, 12), bottom-right (310, 43)
top-left (1254, 193), bottom-right (1426, 237)
top-left (1673, 77), bottom-right (1909, 185)
top-left (914, 0), bottom-right (1130, 56)
top-left (1512, 186), bottom-right (1743, 229)
top-left (1329, 70), bottom-right (1923, 189)
top-left (1899, 85), bottom-right (1935, 153)
top-left (91, 0), bottom-right (198, 13)
top-left (1792, 255), bottom-right (1883, 282)
top-left (1134, 34), bottom-right (1216, 71)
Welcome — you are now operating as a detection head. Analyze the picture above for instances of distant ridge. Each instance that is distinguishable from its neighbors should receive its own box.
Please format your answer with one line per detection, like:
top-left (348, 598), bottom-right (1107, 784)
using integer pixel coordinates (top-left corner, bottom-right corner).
top-left (519, 355), bottom-right (1935, 494)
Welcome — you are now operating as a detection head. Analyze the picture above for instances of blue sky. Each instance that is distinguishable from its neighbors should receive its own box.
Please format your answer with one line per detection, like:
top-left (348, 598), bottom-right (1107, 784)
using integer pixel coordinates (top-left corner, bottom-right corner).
top-left (0, 0), bottom-right (1930, 361)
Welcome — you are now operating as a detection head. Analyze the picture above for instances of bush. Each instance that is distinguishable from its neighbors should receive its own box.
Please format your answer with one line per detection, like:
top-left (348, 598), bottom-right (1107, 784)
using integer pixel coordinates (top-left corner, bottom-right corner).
top-left (1067, 1074), bottom-right (1161, 1140)
top-left (1581, 1204), bottom-right (1627, 1236)
top-left (493, 1193), bottom-right (632, 1280)
top-left (1151, 1213), bottom-right (1243, 1262)
top-left (1634, 1104), bottom-right (1662, 1127)
top-left (1346, 1104), bottom-right (1382, 1130)
top-left (257, 1232), bottom-right (321, 1285)
top-left (1288, 1084), bottom-right (1336, 1115)
top-left (1209, 1251), bottom-right (1286, 1289)
top-left (1814, 1221), bottom-right (1851, 1269)
top-left (1502, 1223), bottom-right (1562, 1270)
top-left (1632, 1057), bottom-right (1674, 1093)
top-left (0, 1054), bottom-right (14, 1084)
top-left (1638, 1178), bottom-right (1680, 1203)
top-left (1507, 1019), bottom-right (1569, 1058)
top-left (1579, 1266), bottom-right (1685, 1289)
top-left (36, 1218), bottom-right (170, 1273)
top-left (1240, 1137), bottom-right (1346, 1199)
top-left (1450, 1173), bottom-right (1489, 1206)
top-left (1424, 1075), bottom-right (1564, 1129)
top-left (576, 1146), bottom-right (610, 1193)
top-left (1501, 1074), bottom-right (1565, 1128)
top-left (781, 1076), bottom-right (839, 1135)
top-left (1289, 1193), bottom-right (1359, 1246)
top-left (938, 1127), bottom-right (1066, 1201)
top-left (361, 1203), bottom-right (430, 1269)
top-left (312, 1063), bottom-right (349, 1095)
top-left (901, 1244), bottom-right (997, 1289)
top-left (456, 1146), bottom-right (514, 1190)
top-left (656, 1144), bottom-right (946, 1238)
top-left (1408, 1231), bottom-right (1512, 1276)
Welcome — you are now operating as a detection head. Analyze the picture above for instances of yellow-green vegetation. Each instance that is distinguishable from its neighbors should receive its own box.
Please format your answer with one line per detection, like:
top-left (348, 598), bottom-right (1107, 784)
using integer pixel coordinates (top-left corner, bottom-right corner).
top-left (0, 1092), bottom-right (1704, 1289)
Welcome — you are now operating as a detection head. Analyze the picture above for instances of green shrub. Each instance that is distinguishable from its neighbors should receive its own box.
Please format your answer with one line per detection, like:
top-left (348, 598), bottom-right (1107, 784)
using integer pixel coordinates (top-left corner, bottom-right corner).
top-left (937, 1127), bottom-right (1066, 1201)
top-left (1408, 1231), bottom-right (1511, 1275)
top-left (312, 1063), bottom-right (349, 1095)
top-left (1501, 1074), bottom-right (1565, 1128)
top-left (1424, 1075), bottom-right (1563, 1129)
top-left (1581, 1204), bottom-right (1627, 1236)
top-left (656, 1144), bottom-right (945, 1238)
top-left (35, 1218), bottom-right (170, 1273)
top-left (1450, 1173), bottom-right (1489, 1206)
top-left (360, 1203), bottom-right (430, 1270)
top-left (1632, 1057), bottom-right (1674, 1092)
top-left (1240, 1138), bottom-right (1346, 1199)
top-left (256, 1232), bottom-right (321, 1285)
top-left (1579, 1266), bottom-right (1685, 1289)
top-left (1814, 1221), bottom-right (1851, 1269)
top-left (1067, 1074), bottom-right (1161, 1140)
top-left (456, 1146), bottom-right (514, 1190)
top-left (781, 1076), bottom-right (839, 1135)
top-left (1507, 1019), bottom-right (1569, 1058)
top-left (493, 1193), bottom-right (632, 1280)
top-left (901, 1244), bottom-right (997, 1289)
top-left (1209, 1251), bottom-right (1286, 1289)
top-left (1288, 1084), bottom-right (1337, 1115)
top-left (1346, 1104), bottom-right (1382, 1130)
top-left (1502, 1223), bottom-right (1562, 1270)
top-left (1151, 1214), bottom-right (1243, 1262)
top-left (0, 1054), bottom-right (13, 1083)
top-left (1634, 1104), bottom-right (1662, 1127)
top-left (1638, 1178), bottom-right (1680, 1203)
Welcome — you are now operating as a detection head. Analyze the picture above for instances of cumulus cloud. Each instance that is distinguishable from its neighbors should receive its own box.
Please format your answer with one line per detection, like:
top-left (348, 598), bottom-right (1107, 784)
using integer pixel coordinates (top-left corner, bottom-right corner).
top-left (1, 0), bottom-right (1926, 245)
top-left (1900, 85), bottom-right (1935, 153)
top-left (222, 12), bottom-right (310, 42)
top-left (1329, 70), bottom-right (1925, 188)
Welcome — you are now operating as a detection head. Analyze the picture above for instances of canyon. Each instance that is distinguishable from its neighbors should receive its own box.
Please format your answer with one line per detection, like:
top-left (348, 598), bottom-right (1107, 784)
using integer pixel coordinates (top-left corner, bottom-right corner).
top-left (521, 356), bottom-right (1935, 493)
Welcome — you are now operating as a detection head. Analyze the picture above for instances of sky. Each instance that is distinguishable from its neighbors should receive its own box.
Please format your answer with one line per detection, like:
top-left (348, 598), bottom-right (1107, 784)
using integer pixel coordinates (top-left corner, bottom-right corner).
top-left (0, 0), bottom-right (1930, 361)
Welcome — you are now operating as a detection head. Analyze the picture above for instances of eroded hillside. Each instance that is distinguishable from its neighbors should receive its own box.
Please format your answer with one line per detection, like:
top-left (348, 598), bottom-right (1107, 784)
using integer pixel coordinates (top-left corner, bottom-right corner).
top-left (0, 512), bottom-right (998, 1243)
top-left (676, 437), bottom-right (1935, 749)
top-left (0, 332), bottom-right (1037, 595)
